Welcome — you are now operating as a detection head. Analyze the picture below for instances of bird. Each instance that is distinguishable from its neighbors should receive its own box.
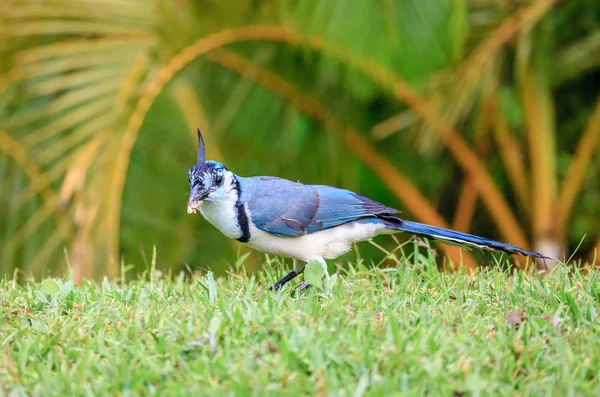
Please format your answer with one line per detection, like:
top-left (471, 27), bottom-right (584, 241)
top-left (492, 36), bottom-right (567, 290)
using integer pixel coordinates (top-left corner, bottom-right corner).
top-left (187, 129), bottom-right (548, 291)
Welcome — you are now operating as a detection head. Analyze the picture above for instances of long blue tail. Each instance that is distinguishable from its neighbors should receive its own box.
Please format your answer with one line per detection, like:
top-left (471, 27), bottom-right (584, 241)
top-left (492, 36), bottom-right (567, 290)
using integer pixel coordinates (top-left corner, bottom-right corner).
top-left (381, 218), bottom-right (549, 259)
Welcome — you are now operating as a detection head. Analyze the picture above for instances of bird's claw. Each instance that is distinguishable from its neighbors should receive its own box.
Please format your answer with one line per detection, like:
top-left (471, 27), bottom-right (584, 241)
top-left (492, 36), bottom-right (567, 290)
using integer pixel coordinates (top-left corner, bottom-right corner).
top-left (296, 282), bottom-right (311, 292)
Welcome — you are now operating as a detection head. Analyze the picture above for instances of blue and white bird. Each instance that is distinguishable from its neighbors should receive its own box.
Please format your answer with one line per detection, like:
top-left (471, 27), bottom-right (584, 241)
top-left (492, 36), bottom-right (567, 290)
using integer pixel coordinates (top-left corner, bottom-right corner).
top-left (187, 129), bottom-right (547, 290)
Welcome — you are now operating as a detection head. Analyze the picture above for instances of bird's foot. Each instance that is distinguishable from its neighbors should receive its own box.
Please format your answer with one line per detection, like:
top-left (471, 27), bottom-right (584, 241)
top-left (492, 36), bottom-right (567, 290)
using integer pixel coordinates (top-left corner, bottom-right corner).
top-left (296, 282), bottom-right (312, 292)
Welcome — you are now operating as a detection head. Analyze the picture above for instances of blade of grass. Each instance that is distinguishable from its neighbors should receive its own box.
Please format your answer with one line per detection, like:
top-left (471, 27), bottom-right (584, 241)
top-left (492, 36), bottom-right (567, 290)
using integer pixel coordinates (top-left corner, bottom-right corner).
top-left (593, 239), bottom-right (600, 267)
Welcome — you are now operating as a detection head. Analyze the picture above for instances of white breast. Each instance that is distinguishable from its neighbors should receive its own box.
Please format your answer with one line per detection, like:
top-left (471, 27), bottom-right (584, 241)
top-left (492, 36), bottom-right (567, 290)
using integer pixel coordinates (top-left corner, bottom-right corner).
top-left (199, 200), bottom-right (241, 239)
top-left (246, 220), bottom-right (393, 261)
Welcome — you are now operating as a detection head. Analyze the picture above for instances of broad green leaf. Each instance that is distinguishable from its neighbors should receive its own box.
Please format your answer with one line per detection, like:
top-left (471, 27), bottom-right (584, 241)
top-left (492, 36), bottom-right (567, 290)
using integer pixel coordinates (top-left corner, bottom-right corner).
top-left (40, 278), bottom-right (60, 295)
top-left (304, 260), bottom-right (324, 288)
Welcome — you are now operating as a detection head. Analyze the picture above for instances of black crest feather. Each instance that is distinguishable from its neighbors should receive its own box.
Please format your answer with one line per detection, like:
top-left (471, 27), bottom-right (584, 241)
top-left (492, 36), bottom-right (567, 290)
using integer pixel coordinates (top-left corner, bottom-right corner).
top-left (197, 128), bottom-right (205, 164)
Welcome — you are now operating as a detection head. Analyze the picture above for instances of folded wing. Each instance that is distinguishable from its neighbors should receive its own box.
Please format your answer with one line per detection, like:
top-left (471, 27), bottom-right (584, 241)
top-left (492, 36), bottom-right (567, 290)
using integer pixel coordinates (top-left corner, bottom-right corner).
top-left (239, 177), bottom-right (399, 237)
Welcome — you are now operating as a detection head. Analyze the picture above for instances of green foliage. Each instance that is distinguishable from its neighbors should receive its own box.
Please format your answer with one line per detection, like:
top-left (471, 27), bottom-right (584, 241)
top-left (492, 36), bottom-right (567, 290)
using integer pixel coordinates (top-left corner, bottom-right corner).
top-left (39, 278), bottom-right (60, 295)
top-left (304, 260), bottom-right (325, 288)
top-left (2, 260), bottom-right (600, 395)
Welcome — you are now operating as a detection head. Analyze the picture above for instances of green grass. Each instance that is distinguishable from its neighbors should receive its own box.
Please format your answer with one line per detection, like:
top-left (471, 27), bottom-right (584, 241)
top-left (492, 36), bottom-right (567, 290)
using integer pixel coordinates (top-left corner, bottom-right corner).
top-left (1, 257), bottom-right (600, 396)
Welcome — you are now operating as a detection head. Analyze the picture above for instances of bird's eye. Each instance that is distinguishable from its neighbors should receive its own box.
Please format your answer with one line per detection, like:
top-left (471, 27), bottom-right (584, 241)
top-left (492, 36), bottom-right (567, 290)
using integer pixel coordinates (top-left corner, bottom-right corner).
top-left (215, 174), bottom-right (223, 185)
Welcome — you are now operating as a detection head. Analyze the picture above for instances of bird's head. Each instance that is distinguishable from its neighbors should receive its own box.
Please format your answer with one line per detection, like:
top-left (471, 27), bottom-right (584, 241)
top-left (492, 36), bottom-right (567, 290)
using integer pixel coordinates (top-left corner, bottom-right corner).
top-left (187, 129), bottom-right (237, 214)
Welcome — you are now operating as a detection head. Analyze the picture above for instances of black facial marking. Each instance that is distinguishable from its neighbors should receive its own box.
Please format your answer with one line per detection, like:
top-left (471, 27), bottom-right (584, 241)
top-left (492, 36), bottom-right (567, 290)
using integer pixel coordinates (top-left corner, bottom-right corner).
top-left (232, 177), bottom-right (250, 243)
top-left (235, 203), bottom-right (250, 243)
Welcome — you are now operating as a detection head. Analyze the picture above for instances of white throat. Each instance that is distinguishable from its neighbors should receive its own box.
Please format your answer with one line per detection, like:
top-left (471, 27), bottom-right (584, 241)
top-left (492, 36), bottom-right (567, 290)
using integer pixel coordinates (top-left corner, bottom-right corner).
top-left (198, 177), bottom-right (242, 240)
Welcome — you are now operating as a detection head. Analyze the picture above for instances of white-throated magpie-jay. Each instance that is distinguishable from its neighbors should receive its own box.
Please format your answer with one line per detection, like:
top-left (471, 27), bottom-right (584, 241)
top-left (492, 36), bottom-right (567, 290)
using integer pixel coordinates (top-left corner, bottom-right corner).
top-left (187, 129), bottom-right (548, 290)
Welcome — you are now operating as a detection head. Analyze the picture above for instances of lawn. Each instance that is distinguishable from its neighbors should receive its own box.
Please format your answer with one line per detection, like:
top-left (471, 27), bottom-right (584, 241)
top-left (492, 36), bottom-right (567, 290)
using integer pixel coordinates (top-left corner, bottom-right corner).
top-left (1, 255), bottom-right (600, 396)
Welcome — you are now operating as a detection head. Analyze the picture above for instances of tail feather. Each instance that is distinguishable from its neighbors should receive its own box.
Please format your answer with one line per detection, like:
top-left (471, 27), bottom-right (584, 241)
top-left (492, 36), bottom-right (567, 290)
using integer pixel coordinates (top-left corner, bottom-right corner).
top-left (381, 218), bottom-right (550, 259)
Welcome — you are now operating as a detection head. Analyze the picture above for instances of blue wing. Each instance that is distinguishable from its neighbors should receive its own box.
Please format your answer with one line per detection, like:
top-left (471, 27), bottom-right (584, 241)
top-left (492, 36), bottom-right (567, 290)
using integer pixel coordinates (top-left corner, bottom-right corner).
top-left (238, 176), bottom-right (399, 237)
top-left (306, 185), bottom-right (399, 233)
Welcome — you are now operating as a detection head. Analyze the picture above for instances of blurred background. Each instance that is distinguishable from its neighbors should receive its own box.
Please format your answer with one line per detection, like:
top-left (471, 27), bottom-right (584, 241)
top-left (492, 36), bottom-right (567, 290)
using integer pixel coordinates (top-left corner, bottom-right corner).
top-left (1, 0), bottom-right (599, 282)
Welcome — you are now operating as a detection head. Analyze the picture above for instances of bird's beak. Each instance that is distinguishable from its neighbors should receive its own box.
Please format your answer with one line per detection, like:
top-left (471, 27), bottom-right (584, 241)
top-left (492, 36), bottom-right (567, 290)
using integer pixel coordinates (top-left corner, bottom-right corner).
top-left (187, 185), bottom-right (211, 214)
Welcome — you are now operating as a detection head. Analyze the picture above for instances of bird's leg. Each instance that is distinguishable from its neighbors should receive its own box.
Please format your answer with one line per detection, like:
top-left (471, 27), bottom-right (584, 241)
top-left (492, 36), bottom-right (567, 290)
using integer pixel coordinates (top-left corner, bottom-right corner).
top-left (292, 259), bottom-right (311, 291)
top-left (268, 260), bottom-right (306, 291)
top-left (269, 270), bottom-right (299, 291)
top-left (293, 259), bottom-right (307, 274)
